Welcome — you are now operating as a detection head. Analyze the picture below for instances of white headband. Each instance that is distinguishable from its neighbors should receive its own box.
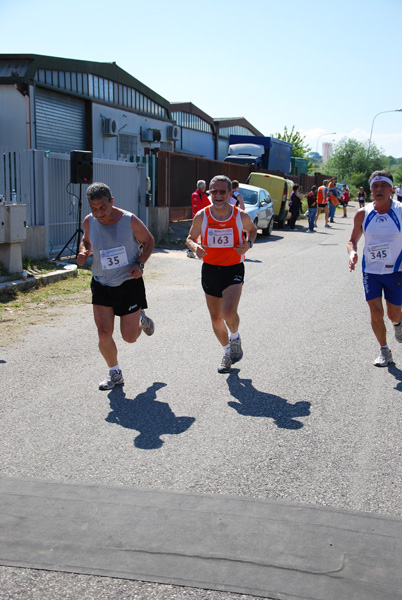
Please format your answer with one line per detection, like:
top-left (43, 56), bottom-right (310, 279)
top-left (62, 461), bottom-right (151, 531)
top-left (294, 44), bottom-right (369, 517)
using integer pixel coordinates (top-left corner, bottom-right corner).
top-left (370, 176), bottom-right (393, 188)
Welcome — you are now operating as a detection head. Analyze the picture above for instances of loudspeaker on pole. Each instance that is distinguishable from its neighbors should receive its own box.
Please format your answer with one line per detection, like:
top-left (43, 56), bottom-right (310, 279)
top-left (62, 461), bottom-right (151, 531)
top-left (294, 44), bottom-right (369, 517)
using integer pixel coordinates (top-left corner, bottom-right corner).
top-left (70, 150), bottom-right (93, 184)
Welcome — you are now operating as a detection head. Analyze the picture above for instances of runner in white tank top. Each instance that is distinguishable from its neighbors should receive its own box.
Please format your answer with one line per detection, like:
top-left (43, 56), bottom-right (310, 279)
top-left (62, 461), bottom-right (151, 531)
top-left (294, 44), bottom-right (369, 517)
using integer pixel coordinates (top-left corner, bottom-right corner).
top-left (348, 171), bottom-right (402, 367)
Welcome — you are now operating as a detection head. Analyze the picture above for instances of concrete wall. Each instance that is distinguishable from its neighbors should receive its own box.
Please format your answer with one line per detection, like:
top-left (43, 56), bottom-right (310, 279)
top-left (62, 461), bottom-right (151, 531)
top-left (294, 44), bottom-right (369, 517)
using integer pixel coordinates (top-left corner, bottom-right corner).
top-left (0, 85), bottom-right (28, 150)
top-left (148, 206), bottom-right (170, 243)
top-left (22, 226), bottom-right (47, 259)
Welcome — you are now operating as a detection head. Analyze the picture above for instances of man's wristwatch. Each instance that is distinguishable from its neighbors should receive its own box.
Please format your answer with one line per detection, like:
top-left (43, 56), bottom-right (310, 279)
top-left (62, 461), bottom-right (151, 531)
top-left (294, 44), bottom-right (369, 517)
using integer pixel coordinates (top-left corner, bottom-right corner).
top-left (137, 261), bottom-right (145, 270)
top-left (248, 240), bottom-right (253, 249)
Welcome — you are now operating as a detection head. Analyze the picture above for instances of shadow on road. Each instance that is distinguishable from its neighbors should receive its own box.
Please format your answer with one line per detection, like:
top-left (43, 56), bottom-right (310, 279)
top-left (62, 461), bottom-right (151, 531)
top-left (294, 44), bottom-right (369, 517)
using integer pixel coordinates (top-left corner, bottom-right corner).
top-left (106, 382), bottom-right (195, 449)
top-left (226, 369), bottom-right (311, 429)
top-left (387, 363), bottom-right (402, 390)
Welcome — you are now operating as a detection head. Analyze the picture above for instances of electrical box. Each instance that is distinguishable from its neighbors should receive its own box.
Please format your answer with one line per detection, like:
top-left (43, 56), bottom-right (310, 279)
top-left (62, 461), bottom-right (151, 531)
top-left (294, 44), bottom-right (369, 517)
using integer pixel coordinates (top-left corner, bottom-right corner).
top-left (0, 204), bottom-right (27, 243)
top-left (140, 128), bottom-right (154, 142)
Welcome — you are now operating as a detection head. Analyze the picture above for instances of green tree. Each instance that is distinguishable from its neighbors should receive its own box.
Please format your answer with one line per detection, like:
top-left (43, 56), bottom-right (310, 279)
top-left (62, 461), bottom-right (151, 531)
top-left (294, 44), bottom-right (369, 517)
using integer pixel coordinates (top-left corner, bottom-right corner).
top-left (325, 138), bottom-right (387, 185)
top-left (393, 161), bottom-right (402, 184)
top-left (272, 125), bottom-right (311, 159)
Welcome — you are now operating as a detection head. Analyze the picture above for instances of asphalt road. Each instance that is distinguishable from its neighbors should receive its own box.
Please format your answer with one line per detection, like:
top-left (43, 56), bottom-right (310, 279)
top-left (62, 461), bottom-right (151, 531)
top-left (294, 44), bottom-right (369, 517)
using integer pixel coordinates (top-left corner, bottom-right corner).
top-left (1, 204), bottom-right (402, 599)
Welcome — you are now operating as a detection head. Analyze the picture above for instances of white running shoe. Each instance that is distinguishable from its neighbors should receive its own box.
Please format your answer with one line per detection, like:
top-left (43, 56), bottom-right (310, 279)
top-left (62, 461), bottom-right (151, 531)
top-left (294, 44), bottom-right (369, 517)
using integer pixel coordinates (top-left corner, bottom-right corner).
top-left (394, 322), bottom-right (402, 343)
top-left (141, 310), bottom-right (155, 336)
top-left (218, 354), bottom-right (232, 374)
top-left (373, 348), bottom-right (393, 367)
top-left (99, 369), bottom-right (124, 390)
top-left (230, 336), bottom-right (243, 364)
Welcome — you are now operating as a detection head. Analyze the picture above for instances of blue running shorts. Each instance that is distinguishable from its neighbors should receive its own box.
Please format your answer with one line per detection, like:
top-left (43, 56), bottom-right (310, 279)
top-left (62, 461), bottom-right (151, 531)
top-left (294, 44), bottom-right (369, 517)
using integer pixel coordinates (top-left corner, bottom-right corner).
top-left (363, 271), bottom-right (402, 305)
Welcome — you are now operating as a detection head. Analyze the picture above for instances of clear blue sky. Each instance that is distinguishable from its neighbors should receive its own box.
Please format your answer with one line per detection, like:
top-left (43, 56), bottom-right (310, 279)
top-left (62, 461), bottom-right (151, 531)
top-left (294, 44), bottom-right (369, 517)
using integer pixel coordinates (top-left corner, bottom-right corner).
top-left (2, 0), bottom-right (402, 156)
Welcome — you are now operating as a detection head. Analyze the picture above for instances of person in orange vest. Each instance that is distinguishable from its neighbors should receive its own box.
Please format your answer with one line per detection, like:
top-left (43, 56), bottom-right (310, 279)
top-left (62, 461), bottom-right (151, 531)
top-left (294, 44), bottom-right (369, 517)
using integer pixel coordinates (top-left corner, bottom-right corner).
top-left (328, 177), bottom-right (340, 223)
top-left (314, 179), bottom-right (330, 228)
top-left (186, 175), bottom-right (257, 373)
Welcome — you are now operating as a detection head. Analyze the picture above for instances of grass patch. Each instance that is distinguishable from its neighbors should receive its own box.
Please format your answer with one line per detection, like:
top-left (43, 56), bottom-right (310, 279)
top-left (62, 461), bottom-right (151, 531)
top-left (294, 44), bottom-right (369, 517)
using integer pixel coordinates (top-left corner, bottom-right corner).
top-left (0, 268), bottom-right (92, 311)
top-left (0, 257), bottom-right (68, 279)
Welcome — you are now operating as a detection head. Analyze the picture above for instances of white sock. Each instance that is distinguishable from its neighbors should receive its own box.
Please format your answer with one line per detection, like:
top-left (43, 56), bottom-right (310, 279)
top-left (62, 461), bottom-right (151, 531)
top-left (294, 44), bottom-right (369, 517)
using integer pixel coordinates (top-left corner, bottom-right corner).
top-left (223, 343), bottom-right (231, 356)
top-left (109, 365), bottom-right (120, 372)
top-left (229, 332), bottom-right (240, 341)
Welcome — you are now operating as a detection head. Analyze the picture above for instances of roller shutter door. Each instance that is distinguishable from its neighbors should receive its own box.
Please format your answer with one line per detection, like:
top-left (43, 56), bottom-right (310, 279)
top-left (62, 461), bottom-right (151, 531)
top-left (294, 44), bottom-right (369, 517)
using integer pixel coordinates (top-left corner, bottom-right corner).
top-left (35, 88), bottom-right (86, 153)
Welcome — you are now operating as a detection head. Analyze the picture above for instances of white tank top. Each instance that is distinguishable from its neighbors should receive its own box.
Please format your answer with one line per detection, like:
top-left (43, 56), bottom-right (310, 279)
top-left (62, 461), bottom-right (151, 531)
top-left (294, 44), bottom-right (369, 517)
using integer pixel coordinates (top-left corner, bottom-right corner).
top-left (362, 200), bottom-right (402, 274)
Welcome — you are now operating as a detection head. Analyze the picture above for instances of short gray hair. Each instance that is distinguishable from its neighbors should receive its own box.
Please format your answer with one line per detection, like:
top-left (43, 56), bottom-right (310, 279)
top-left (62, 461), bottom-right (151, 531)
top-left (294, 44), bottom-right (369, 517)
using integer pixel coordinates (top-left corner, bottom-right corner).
top-left (196, 180), bottom-right (206, 190)
top-left (87, 182), bottom-right (112, 202)
top-left (209, 175), bottom-right (232, 192)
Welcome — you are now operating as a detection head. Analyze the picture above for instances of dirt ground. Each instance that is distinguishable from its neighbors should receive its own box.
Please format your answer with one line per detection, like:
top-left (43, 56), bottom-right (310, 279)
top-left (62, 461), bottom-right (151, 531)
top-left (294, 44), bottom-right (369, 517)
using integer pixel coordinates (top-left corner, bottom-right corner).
top-left (0, 288), bottom-right (90, 348)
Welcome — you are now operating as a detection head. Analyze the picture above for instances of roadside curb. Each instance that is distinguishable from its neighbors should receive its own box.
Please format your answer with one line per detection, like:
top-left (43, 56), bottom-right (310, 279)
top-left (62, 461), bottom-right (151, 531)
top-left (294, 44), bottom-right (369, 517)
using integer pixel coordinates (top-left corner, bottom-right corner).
top-left (0, 263), bottom-right (77, 295)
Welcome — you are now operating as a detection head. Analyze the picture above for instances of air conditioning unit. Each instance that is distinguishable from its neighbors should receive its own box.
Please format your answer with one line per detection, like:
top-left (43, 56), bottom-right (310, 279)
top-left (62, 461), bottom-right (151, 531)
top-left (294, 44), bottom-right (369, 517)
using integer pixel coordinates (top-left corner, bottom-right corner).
top-left (140, 127), bottom-right (154, 142)
top-left (102, 118), bottom-right (118, 137)
top-left (167, 125), bottom-right (180, 141)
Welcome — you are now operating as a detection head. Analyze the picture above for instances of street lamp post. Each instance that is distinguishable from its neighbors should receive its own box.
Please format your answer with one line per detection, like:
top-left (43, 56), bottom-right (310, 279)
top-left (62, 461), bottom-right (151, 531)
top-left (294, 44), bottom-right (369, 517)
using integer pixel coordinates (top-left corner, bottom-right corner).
top-left (367, 109), bottom-right (402, 158)
top-left (316, 132), bottom-right (337, 154)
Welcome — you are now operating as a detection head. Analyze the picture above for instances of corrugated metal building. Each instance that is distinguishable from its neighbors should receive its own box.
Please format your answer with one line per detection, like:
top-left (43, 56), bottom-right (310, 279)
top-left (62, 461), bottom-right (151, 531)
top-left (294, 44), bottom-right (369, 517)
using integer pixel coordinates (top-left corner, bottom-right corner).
top-left (0, 54), bottom-right (174, 160)
top-left (170, 102), bottom-right (263, 161)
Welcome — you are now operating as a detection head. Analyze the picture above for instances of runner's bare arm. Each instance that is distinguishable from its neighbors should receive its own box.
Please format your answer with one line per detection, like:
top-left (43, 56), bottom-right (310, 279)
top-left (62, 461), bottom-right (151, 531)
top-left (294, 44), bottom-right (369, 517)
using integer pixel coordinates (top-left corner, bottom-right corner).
top-left (187, 213), bottom-right (207, 258)
top-left (129, 215), bottom-right (155, 278)
top-left (131, 215), bottom-right (154, 262)
top-left (347, 209), bottom-right (364, 272)
top-left (237, 194), bottom-right (245, 211)
top-left (235, 212), bottom-right (258, 255)
top-left (77, 216), bottom-right (91, 266)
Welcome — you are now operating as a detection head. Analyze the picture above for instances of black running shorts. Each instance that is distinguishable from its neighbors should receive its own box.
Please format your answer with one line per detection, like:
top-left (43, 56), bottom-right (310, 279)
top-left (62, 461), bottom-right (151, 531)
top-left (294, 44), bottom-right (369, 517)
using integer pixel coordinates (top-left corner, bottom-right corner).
top-left (91, 277), bottom-right (147, 317)
top-left (201, 262), bottom-right (245, 298)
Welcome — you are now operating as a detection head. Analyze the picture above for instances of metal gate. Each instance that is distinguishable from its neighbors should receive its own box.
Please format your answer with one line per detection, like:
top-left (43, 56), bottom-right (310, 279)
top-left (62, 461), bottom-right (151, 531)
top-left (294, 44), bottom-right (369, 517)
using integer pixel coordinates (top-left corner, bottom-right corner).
top-left (0, 148), bottom-right (149, 257)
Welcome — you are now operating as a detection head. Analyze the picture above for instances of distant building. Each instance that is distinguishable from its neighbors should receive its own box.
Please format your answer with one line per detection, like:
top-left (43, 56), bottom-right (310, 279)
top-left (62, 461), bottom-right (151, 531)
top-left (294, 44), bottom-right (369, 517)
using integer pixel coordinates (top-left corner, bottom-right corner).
top-left (170, 103), bottom-right (263, 160)
top-left (322, 142), bottom-right (334, 163)
top-left (170, 102), bottom-right (215, 159)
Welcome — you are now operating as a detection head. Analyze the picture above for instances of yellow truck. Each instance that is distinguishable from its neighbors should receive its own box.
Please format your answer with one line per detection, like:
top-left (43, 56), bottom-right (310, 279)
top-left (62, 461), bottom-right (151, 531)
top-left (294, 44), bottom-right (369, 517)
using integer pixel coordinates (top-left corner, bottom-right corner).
top-left (247, 172), bottom-right (292, 228)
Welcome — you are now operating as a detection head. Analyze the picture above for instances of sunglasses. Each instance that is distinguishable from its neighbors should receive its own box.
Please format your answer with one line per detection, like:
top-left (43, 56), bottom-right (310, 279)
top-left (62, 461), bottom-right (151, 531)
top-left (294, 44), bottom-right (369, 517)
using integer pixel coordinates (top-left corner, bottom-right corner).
top-left (209, 189), bottom-right (228, 196)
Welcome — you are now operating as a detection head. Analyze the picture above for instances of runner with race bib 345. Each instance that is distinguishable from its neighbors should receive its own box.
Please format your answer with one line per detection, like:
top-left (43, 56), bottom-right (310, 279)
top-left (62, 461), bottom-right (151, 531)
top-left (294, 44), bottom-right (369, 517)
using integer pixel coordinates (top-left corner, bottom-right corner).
top-left (348, 170), bottom-right (402, 367)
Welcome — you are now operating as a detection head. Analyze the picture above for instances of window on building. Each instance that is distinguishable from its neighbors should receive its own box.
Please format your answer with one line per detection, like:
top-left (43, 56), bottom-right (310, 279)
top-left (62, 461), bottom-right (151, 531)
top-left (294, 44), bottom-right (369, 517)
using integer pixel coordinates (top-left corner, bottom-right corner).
top-left (33, 66), bottom-right (167, 119)
top-left (119, 134), bottom-right (138, 157)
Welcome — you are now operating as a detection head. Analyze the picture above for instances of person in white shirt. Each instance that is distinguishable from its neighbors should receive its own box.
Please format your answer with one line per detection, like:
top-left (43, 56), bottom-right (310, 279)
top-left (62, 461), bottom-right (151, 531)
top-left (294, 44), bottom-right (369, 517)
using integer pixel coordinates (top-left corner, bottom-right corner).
top-left (348, 170), bottom-right (402, 367)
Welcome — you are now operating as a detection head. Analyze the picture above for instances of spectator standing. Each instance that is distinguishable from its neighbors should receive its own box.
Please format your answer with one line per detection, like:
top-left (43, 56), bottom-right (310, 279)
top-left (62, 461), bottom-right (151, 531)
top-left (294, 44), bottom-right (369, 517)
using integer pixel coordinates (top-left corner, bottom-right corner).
top-left (306, 185), bottom-right (317, 231)
top-left (191, 180), bottom-right (211, 218)
top-left (397, 184), bottom-right (402, 202)
top-left (341, 184), bottom-right (350, 218)
top-left (188, 180), bottom-right (211, 257)
top-left (315, 180), bottom-right (330, 227)
top-left (327, 177), bottom-right (340, 223)
top-left (288, 184), bottom-right (303, 230)
top-left (229, 180), bottom-right (245, 210)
